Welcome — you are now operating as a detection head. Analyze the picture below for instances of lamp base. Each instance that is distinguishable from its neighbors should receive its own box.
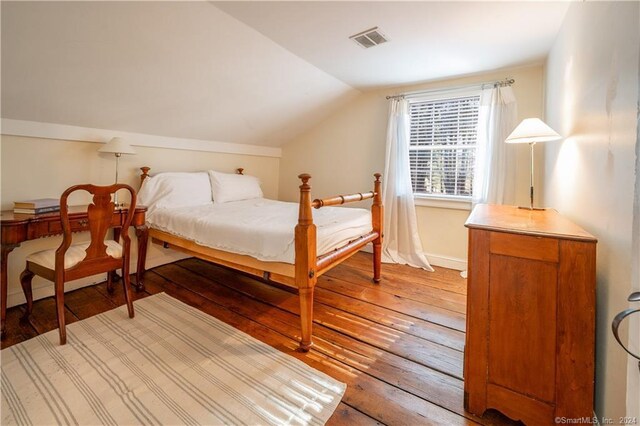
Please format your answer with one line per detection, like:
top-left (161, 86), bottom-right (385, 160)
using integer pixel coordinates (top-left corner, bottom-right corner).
top-left (113, 191), bottom-right (125, 209)
top-left (517, 206), bottom-right (547, 211)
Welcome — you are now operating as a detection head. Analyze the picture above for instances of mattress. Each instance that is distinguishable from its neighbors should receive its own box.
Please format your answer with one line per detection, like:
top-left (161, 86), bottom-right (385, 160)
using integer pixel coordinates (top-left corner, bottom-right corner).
top-left (146, 198), bottom-right (372, 264)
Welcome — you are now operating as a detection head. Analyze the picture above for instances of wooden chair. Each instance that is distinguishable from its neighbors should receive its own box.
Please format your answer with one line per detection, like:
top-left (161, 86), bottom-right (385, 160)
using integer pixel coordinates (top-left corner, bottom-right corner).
top-left (20, 184), bottom-right (137, 345)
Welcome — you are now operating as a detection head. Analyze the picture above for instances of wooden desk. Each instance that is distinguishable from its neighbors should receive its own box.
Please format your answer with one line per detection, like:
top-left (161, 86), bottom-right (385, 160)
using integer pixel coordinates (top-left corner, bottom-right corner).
top-left (1, 205), bottom-right (148, 339)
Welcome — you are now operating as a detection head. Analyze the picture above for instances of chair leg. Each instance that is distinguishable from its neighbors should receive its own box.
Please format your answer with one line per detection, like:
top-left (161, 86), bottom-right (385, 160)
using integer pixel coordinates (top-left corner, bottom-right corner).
top-left (54, 277), bottom-right (66, 345)
top-left (121, 266), bottom-right (134, 319)
top-left (19, 269), bottom-right (35, 320)
top-left (106, 271), bottom-right (115, 294)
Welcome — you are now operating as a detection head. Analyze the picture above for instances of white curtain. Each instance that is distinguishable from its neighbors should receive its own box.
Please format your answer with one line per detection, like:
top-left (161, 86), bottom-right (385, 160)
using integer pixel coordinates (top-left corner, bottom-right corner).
top-left (473, 86), bottom-right (518, 205)
top-left (382, 99), bottom-right (433, 271)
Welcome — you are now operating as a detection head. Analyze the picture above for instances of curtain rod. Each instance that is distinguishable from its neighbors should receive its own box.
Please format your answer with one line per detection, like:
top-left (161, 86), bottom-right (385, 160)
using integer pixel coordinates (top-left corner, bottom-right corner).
top-left (385, 77), bottom-right (515, 100)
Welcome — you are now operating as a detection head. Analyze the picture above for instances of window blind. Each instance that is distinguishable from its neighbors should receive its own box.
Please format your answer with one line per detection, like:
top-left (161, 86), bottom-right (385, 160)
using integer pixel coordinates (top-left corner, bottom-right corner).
top-left (408, 94), bottom-right (480, 197)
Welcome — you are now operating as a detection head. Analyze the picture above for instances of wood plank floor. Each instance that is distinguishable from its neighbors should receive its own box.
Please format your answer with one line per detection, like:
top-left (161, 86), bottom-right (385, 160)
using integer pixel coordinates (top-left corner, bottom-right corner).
top-left (1, 252), bottom-right (519, 425)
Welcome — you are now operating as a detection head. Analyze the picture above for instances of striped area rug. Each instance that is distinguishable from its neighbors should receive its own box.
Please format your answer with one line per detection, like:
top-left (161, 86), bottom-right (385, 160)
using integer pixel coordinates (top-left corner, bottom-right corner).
top-left (1, 293), bottom-right (346, 425)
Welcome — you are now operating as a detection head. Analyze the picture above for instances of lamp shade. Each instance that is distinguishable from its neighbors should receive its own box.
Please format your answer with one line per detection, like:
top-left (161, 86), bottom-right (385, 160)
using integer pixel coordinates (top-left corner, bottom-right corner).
top-left (505, 118), bottom-right (562, 144)
top-left (98, 137), bottom-right (136, 155)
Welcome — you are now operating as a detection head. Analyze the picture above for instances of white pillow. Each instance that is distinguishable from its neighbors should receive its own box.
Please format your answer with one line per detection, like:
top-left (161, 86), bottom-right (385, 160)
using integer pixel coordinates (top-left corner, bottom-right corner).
top-left (208, 170), bottom-right (263, 203)
top-left (138, 172), bottom-right (212, 214)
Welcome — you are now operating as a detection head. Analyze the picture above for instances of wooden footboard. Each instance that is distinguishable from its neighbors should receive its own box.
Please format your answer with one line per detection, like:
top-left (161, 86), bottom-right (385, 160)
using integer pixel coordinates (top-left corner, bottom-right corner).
top-left (138, 167), bottom-right (383, 352)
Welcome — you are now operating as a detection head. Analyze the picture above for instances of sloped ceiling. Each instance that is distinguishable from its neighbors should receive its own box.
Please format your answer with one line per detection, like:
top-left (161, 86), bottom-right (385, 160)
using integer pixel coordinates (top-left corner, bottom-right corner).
top-left (216, 1), bottom-right (570, 89)
top-left (1, 1), bottom-right (569, 148)
top-left (1, 1), bottom-right (358, 147)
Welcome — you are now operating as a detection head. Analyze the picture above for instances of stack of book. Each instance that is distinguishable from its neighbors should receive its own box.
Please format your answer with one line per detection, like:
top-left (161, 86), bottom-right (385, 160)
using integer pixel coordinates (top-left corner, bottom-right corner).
top-left (14, 198), bottom-right (60, 215)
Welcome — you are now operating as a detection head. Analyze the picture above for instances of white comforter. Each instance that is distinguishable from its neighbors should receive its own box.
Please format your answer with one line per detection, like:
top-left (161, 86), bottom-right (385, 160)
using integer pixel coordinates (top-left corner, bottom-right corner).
top-left (147, 198), bottom-right (372, 264)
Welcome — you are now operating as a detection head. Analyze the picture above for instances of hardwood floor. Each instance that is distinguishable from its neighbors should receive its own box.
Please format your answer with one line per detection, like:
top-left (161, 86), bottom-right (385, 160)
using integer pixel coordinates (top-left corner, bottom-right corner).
top-left (1, 252), bottom-right (518, 425)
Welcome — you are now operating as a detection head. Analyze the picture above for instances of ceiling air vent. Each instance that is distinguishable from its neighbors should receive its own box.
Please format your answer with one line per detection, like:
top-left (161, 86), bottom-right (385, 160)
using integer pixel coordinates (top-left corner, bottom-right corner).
top-left (349, 27), bottom-right (388, 49)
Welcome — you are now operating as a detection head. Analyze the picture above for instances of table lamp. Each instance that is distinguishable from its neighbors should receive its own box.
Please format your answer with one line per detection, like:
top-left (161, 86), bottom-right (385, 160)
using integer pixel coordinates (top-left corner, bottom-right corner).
top-left (98, 137), bottom-right (136, 207)
top-left (505, 118), bottom-right (561, 210)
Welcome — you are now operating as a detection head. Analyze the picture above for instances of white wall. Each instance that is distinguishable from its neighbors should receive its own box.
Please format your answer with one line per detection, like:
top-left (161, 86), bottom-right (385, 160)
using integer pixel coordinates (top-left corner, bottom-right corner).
top-left (0, 134), bottom-right (280, 308)
top-left (543, 1), bottom-right (639, 419)
top-left (278, 65), bottom-right (544, 268)
top-left (631, 123), bottom-right (640, 419)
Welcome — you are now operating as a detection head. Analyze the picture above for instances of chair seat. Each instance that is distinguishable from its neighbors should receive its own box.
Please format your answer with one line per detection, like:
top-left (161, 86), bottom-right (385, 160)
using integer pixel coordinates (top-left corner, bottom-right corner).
top-left (26, 240), bottom-right (123, 270)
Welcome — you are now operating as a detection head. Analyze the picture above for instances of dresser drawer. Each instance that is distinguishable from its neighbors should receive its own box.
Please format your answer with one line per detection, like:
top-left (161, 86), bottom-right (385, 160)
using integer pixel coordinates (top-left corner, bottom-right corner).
top-left (489, 231), bottom-right (559, 262)
top-left (48, 213), bottom-right (125, 234)
top-left (49, 218), bottom-right (90, 234)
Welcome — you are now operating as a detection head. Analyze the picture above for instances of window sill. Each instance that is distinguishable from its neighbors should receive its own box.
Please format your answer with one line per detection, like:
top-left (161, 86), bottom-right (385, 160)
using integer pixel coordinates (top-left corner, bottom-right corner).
top-left (414, 196), bottom-right (472, 211)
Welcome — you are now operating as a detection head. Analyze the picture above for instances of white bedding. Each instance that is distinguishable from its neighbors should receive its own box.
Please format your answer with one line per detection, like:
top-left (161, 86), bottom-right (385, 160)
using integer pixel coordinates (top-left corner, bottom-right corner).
top-left (147, 198), bottom-right (372, 264)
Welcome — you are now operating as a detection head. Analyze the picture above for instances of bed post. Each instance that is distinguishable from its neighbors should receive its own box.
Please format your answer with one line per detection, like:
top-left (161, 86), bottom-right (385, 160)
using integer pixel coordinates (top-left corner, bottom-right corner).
top-left (136, 167), bottom-right (151, 291)
top-left (372, 173), bottom-right (383, 283)
top-left (140, 167), bottom-right (150, 184)
top-left (295, 174), bottom-right (317, 352)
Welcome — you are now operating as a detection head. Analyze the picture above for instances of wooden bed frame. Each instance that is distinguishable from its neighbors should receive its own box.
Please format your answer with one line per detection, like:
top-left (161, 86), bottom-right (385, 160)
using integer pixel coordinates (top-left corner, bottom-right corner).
top-left (137, 167), bottom-right (383, 351)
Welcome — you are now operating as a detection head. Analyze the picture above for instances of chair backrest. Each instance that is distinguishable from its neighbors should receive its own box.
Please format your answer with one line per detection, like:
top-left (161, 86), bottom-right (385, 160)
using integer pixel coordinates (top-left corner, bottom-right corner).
top-left (55, 184), bottom-right (137, 273)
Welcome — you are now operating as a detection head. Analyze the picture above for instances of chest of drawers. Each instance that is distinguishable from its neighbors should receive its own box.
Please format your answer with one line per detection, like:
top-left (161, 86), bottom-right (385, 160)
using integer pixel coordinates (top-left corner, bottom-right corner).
top-left (464, 204), bottom-right (596, 425)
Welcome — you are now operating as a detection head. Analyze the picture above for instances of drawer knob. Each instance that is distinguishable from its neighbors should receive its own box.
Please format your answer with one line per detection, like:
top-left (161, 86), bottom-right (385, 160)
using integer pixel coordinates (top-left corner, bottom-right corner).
top-left (78, 219), bottom-right (89, 226)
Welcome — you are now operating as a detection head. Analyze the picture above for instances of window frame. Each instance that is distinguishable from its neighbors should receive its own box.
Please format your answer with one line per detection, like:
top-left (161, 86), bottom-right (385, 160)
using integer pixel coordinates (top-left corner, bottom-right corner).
top-left (406, 87), bottom-right (482, 209)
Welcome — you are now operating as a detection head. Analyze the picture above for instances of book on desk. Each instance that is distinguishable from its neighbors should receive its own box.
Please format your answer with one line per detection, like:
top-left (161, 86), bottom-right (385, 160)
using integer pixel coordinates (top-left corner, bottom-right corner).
top-left (14, 198), bottom-right (60, 215)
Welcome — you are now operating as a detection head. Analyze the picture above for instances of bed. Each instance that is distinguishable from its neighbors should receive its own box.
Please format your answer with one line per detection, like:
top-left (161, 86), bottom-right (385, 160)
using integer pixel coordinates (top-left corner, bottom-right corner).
top-left (136, 167), bottom-right (383, 351)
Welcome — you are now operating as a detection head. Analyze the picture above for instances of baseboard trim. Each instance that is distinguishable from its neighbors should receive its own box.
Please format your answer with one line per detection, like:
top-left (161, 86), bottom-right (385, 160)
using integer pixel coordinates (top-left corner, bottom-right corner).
top-left (7, 274), bottom-right (108, 308)
top-left (1, 118), bottom-right (282, 158)
top-left (6, 252), bottom-right (189, 308)
top-left (7, 249), bottom-right (467, 307)
top-left (424, 253), bottom-right (467, 271)
top-left (360, 244), bottom-right (467, 271)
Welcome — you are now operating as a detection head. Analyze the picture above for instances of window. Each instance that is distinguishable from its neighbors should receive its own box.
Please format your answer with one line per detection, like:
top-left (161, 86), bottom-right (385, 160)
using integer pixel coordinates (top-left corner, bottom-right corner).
top-left (408, 92), bottom-right (480, 199)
